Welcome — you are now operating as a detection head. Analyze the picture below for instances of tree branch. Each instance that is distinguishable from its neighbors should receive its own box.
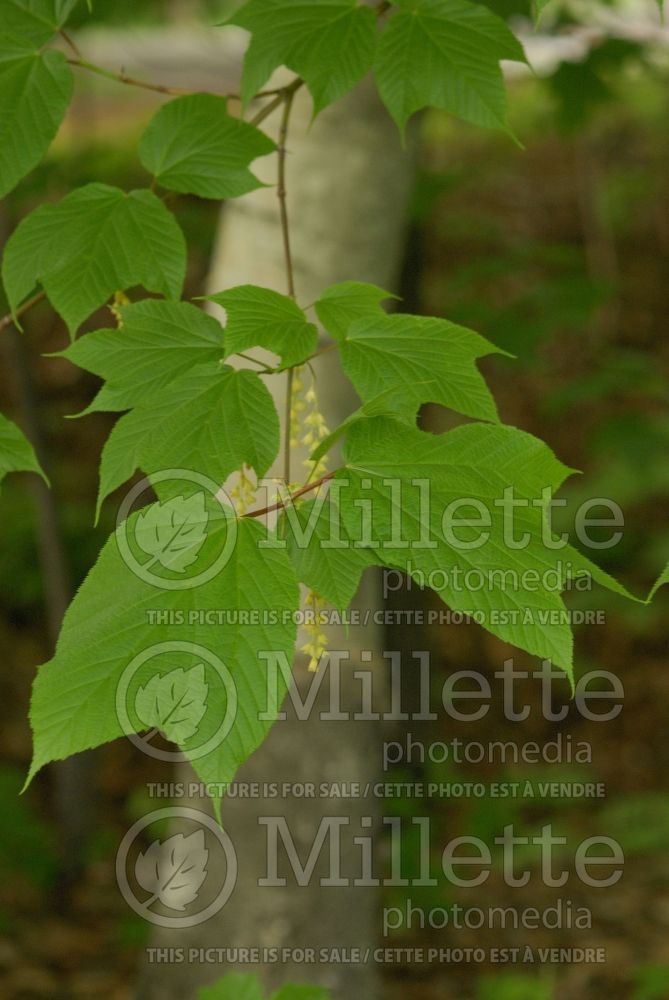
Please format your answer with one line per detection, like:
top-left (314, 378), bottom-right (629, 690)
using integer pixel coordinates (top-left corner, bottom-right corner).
top-left (249, 77), bottom-right (304, 128)
top-left (277, 90), bottom-right (298, 302)
top-left (306, 341), bottom-right (338, 363)
top-left (243, 470), bottom-right (337, 519)
top-left (66, 54), bottom-right (300, 106)
top-left (0, 291), bottom-right (46, 333)
top-left (276, 85), bottom-right (300, 483)
top-left (67, 57), bottom-right (237, 99)
top-left (235, 351), bottom-right (276, 372)
top-left (59, 28), bottom-right (82, 59)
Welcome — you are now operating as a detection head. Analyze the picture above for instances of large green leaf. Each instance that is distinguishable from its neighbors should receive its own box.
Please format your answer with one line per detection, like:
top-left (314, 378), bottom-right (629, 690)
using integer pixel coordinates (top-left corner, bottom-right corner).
top-left (314, 280), bottom-right (397, 341)
top-left (0, 412), bottom-right (45, 489)
top-left (1, 1), bottom-right (79, 49)
top-left (62, 299), bottom-right (280, 516)
top-left (96, 404), bottom-right (158, 519)
top-left (340, 313), bottom-right (505, 422)
top-left (28, 512), bottom-right (299, 818)
top-left (61, 300), bottom-right (225, 414)
top-left (309, 387), bottom-right (413, 465)
top-left (97, 364), bottom-right (280, 514)
top-left (0, 2), bottom-right (82, 197)
top-left (338, 417), bottom-right (579, 674)
top-left (352, 412), bottom-right (637, 606)
top-left (374, 0), bottom-right (526, 135)
top-left (139, 94), bottom-right (276, 199)
top-left (228, 0), bottom-right (377, 115)
top-left (2, 183), bottom-right (186, 335)
top-left (0, 51), bottom-right (73, 200)
top-left (208, 285), bottom-right (318, 368)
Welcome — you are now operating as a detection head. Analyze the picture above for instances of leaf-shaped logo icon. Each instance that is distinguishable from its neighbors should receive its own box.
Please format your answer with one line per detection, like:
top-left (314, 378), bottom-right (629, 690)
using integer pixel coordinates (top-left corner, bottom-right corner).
top-left (135, 493), bottom-right (209, 574)
top-left (135, 830), bottom-right (208, 911)
top-left (135, 664), bottom-right (209, 743)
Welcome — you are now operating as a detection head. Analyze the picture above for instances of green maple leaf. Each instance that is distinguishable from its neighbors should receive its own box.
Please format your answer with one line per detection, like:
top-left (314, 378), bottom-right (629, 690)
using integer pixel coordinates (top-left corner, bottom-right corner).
top-left (95, 363), bottom-right (280, 516)
top-left (60, 300), bottom-right (225, 415)
top-left (308, 389), bottom-right (415, 467)
top-left (340, 313), bottom-right (506, 423)
top-left (334, 416), bottom-right (618, 679)
top-left (208, 285), bottom-right (318, 369)
top-left (374, 0), bottom-right (526, 136)
top-left (0, 412), bottom-right (46, 490)
top-left (332, 415), bottom-right (640, 677)
top-left (228, 0), bottom-right (377, 115)
top-left (139, 94), bottom-right (276, 199)
top-left (28, 514), bottom-right (299, 818)
top-left (0, 51), bottom-right (72, 200)
top-left (62, 304), bottom-right (279, 518)
top-left (0, 2), bottom-right (81, 197)
top-left (2, 183), bottom-right (186, 336)
top-left (314, 281), bottom-right (397, 341)
top-left (2, 2), bottom-right (79, 49)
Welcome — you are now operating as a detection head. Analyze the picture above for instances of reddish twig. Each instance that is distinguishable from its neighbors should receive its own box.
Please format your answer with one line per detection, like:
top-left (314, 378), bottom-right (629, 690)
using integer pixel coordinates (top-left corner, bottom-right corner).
top-left (243, 471), bottom-right (337, 519)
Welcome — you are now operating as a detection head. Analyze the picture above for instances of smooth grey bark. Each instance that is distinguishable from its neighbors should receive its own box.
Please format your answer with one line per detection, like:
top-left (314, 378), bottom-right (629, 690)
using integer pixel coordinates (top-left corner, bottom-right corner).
top-left (137, 77), bottom-right (414, 1000)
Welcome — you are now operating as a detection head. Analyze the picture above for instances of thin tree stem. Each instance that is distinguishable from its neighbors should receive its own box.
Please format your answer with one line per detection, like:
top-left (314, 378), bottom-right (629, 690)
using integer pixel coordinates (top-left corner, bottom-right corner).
top-left (250, 77), bottom-right (304, 128)
top-left (283, 372), bottom-right (295, 481)
top-left (66, 48), bottom-right (306, 121)
top-left (277, 85), bottom-right (299, 483)
top-left (243, 471), bottom-right (337, 519)
top-left (235, 351), bottom-right (275, 372)
top-left (278, 93), bottom-right (298, 302)
top-left (59, 28), bottom-right (82, 58)
top-left (67, 57), bottom-right (234, 98)
top-left (307, 341), bottom-right (338, 362)
top-left (0, 291), bottom-right (46, 333)
top-left (67, 54), bottom-right (301, 106)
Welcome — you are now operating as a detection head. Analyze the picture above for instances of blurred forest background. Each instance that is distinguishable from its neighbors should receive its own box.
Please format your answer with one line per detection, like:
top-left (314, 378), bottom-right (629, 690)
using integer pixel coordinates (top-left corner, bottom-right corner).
top-left (1, 0), bottom-right (669, 997)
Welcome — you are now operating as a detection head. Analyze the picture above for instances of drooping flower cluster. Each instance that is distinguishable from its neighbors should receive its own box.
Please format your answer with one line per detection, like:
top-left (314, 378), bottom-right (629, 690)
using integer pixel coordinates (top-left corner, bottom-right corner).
top-left (290, 366), bottom-right (331, 480)
top-left (289, 366), bottom-right (306, 450)
top-left (301, 590), bottom-right (328, 673)
top-left (230, 464), bottom-right (257, 515)
top-left (110, 290), bottom-right (131, 327)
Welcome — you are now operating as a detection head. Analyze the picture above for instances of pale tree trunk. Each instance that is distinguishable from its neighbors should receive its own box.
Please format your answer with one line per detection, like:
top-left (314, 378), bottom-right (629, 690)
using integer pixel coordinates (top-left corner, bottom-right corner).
top-left (137, 77), bottom-right (414, 1000)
